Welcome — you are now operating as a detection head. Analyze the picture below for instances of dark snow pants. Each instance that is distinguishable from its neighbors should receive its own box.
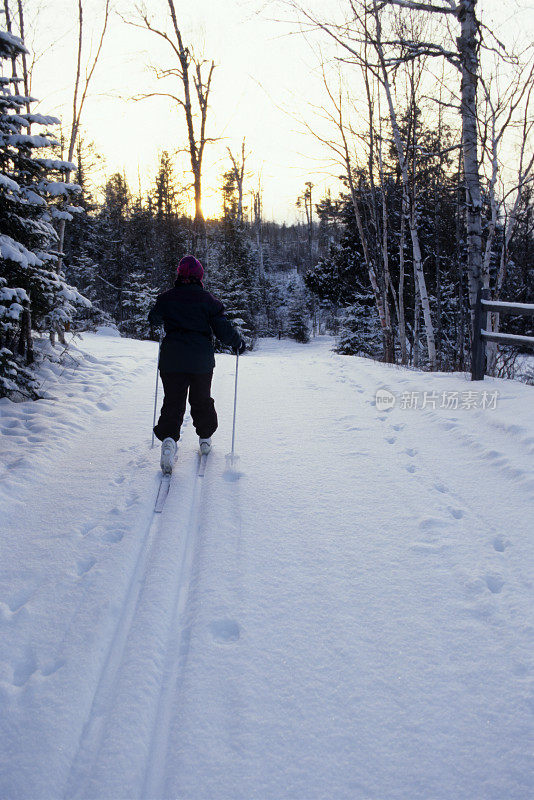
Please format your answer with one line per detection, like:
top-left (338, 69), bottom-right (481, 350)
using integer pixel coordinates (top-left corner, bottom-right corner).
top-left (153, 371), bottom-right (217, 442)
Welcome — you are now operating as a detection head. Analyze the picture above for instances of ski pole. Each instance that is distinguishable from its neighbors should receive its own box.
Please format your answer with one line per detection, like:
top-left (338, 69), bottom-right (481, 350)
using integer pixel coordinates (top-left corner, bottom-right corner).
top-left (151, 332), bottom-right (163, 449)
top-left (227, 351), bottom-right (239, 467)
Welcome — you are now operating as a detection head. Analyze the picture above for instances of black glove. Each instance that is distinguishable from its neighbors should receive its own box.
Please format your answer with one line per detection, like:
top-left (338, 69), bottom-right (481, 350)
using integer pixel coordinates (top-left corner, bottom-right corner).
top-left (235, 339), bottom-right (246, 355)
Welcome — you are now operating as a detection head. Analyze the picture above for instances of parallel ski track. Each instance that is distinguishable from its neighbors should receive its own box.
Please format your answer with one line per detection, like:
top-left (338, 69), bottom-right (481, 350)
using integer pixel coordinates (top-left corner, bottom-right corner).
top-left (64, 450), bottom-right (208, 799)
top-left (142, 451), bottom-right (208, 798)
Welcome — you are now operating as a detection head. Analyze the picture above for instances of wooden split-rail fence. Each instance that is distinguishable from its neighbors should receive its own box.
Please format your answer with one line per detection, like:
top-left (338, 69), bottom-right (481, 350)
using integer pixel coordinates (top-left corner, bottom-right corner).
top-left (471, 288), bottom-right (534, 380)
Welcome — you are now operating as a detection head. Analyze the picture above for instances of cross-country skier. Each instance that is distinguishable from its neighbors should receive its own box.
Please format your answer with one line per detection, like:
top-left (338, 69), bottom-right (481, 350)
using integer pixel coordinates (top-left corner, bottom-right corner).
top-left (148, 254), bottom-right (246, 474)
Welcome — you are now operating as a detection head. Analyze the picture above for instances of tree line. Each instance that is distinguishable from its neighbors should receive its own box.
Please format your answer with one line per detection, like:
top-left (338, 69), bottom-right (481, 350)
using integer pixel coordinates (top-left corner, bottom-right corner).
top-left (1, 0), bottom-right (532, 399)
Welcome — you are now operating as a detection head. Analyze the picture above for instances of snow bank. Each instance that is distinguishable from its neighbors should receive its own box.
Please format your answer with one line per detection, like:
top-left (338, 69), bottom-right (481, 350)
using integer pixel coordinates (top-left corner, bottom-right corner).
top-left (95, 325), bottom-right (121, 337)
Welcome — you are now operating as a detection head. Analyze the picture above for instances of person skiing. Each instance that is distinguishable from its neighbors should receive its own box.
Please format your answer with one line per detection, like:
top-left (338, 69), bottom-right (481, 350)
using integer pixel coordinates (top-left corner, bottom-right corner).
top-left (148, 254), bottom-right (246, 474)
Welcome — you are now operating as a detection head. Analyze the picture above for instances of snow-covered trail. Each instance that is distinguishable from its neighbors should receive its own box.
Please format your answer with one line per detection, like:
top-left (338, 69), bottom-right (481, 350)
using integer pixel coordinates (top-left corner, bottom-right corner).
top-left (0, 334), bottom-right (533, 800)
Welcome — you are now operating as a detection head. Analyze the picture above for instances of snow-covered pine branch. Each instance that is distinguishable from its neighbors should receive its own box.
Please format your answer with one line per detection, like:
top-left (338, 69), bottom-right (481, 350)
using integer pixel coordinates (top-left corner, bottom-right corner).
top-left (0, 23), bottom-right (91, 398)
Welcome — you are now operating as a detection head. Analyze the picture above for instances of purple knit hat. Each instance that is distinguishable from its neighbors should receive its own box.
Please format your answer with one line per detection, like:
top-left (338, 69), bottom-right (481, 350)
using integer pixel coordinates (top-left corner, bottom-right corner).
top-left (177, 254), bottom-right (204, 283)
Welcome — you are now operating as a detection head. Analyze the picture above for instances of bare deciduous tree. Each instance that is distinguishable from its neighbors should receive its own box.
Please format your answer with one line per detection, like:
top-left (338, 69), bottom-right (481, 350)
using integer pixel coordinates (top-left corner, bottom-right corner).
top-left (252, 182), bottom-right (264, 277)
top-left (57, 0), bottom-right (110, 273)
top-left (131, 0), bottom-right (216, 244)
top-left (303, 70), bottom-right (395, 360)
top-left (228, 138), bottom-right (247, 224)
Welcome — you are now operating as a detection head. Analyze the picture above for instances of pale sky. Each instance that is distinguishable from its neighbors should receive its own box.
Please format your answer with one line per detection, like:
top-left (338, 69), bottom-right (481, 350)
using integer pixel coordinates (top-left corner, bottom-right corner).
top-left (21, 0), bottom-right (534, 222)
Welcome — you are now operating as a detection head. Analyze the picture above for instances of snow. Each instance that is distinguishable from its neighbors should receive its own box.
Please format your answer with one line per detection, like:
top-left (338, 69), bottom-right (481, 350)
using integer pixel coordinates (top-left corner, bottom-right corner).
top-left (22, 189), bottom-right (47, 206)
top-left (482, 329), bottom-right (534, 346)
top-left (40, 180), bottom-right (82, 197)
top-left (49, 208), bottom-right (73, 221)
top-left (34, 158), bottom-right (77, 172)
top-left (0, 30), bottom-right (28, 55)
top-left (0, 286), bottom-right (29, 304)
top-left (2, 302), bottom-right (23, 320)
top-left (10, 114), bottom-right (30, 128)
top-left (0, 335), bottom-right (533, 800)
top-left (482, 300), bottom-right (534, 312)
top-left (7, 134), bottom-right (57, 148)
top-left (95, 324), bottom-right (121, 337)
top-left (0, 234), bottom-right (43, 268)
top-left (0, 173), bottom-right (20, 192)
top-left (21, 114), bottom-right (61, 127)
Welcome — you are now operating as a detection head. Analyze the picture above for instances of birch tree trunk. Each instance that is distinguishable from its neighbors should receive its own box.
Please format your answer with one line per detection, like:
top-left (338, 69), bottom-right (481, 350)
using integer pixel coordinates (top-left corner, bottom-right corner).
top-left (371, 1), bottom-right (437, 369)
top-left (398, 195), bottom-right (407, 364)
top-left (457, 0), bottom-right (483, 312)
top-left (16, 1), bottom-right (30, 115)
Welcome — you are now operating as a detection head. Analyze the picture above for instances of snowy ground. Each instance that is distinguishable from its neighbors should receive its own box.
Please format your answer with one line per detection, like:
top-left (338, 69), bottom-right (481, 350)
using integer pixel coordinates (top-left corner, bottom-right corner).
top-left (0, 332), bottom-right (533, 800)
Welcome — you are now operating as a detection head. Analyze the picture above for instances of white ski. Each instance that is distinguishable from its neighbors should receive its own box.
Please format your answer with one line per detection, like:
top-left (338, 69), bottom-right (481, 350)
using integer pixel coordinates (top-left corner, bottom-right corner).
top-left (198, 452), bottom-right (208, 477)
top-left (154, 474), bottom-right (171, 513)
top-left (154, 451), bottom-right (209, 513)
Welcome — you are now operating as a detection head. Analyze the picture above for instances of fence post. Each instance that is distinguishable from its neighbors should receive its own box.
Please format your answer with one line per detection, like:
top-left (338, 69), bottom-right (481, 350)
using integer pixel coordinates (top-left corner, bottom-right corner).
top-left (471, 287), bottom-right (490, 380)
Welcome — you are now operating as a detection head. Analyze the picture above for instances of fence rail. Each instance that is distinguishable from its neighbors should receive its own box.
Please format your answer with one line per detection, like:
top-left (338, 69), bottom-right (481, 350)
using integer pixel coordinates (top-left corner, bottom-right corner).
top-left (481, 299), bottom-right (534, 317)
top-left (471, 288), bottom-right (534, 380)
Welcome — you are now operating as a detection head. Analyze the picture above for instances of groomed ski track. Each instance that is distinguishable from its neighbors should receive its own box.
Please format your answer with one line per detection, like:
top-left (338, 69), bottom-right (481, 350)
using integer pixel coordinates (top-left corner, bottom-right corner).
top-left (1, 334), bottom-right (533, 800)
top-left (65, 449), bottom-right (209, 799)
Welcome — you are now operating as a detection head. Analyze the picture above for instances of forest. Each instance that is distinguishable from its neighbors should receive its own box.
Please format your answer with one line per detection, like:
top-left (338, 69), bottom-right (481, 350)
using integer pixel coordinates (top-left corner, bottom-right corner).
top-left (1, 0), bottom-right (533, 398)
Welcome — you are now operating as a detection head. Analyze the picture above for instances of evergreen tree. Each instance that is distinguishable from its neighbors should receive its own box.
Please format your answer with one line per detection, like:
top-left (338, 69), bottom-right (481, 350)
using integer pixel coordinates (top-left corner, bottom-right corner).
top-left (121, 270), bottom-right (157, 338)
top-left (62, 139), bottom-right (102, 322)
top-left (207, 166), bottom-right (260, 345)
top-left (0, 28), bottom-right (89, 397)
top-left (152, 151), bottom-right (187, 288)
top-left (335, 301), bottom-right (382, 357)
top-left (94, 173), bottom-right (130, 322)
top-left (287, 281), bottom-right (310, 343)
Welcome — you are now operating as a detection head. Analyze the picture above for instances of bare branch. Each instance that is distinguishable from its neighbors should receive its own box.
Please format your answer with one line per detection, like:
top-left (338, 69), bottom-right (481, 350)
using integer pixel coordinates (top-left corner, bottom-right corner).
top-left (373, 0), bottom-right (456, 13)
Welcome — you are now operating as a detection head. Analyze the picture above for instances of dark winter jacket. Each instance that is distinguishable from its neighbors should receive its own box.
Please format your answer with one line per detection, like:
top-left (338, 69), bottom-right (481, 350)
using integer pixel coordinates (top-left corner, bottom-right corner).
top-left (148, 280), bottom-right (242, 373)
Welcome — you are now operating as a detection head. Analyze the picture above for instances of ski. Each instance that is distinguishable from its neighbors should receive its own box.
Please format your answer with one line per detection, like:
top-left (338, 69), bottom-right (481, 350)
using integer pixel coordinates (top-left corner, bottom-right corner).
top-left (154, 473), bottom-right (171, 513)
top-left (198, 452), bottom-right (209, 477)
top-left (154, 450), bottom-right (208, 513)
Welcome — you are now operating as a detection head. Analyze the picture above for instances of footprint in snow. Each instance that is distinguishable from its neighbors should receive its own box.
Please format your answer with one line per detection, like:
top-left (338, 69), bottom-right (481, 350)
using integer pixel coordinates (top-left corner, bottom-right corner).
top-left (405, 464), bottom-right (417, 474)
top-left (385, 436), bottom-right (396, 444)
top-left (40, 657), bottom-right (65, 678)
top-left (392, 423), bottom-right (406, 431)
top-left (210, 619), bottom-right (241, 644)
top-left (76, 557), bottom-right (96, 576)
top-left (419, 517), bottom-right (451, 531)
top-left (102, 529), bottom-right (125, 544)
top-left (433, 482), bottom-right (449, 494)
top-left (78, 521), bottom-right (100, 538)
top-left (405, 448), bottom-right (418, 457)
top-left (448, 507), bottom-right (465, 520)
top-left (126, 492), bottom-right (139, 508)
top-left (492, 535), bottom-right (509, 553)
top-left (485, 574), bottom-right (505, 594)
top-left (12, 647), bottom-right (38, 687)
top-left (485, 450), bottom-right (507, 465)
top-left (7, 588), bottom-right (34, 613)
